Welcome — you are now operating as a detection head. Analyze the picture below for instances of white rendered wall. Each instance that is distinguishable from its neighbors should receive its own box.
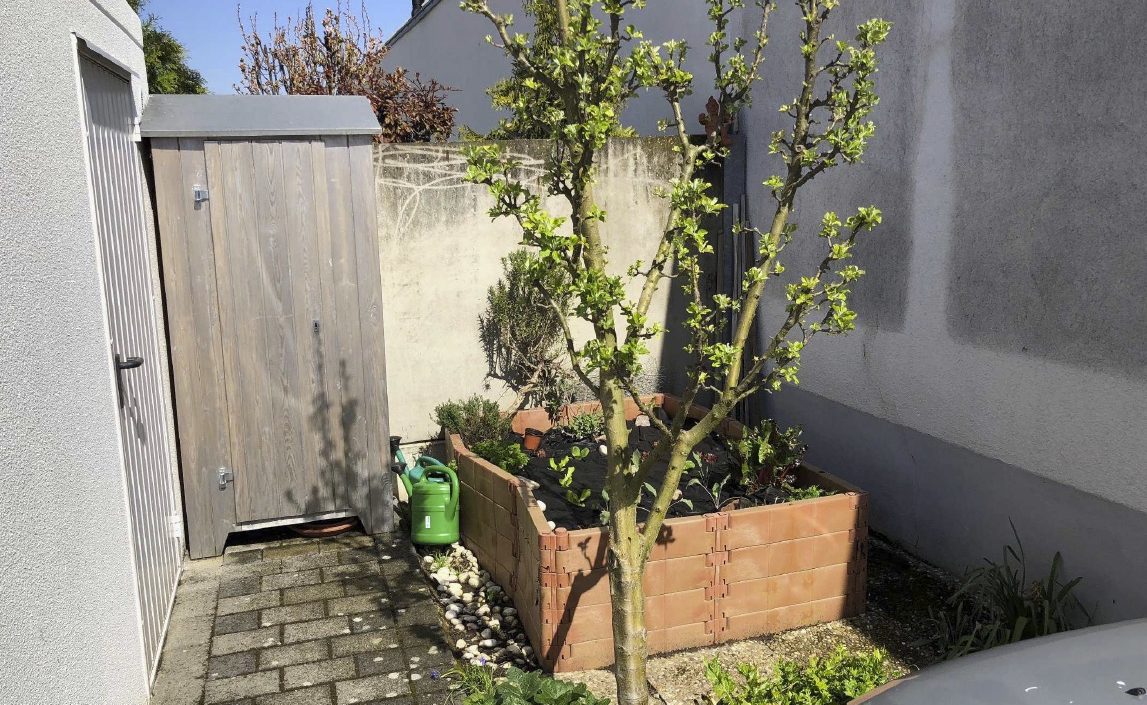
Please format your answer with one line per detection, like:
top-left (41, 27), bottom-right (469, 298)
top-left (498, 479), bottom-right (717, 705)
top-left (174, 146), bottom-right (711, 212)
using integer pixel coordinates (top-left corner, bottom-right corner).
top-left (0, 1), bottom-right (152, 702)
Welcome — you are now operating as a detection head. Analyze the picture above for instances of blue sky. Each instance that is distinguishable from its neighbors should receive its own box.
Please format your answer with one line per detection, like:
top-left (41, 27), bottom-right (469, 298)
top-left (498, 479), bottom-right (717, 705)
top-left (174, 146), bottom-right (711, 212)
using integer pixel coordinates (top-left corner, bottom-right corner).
top-left (145, 1), bottom-right (412, 94)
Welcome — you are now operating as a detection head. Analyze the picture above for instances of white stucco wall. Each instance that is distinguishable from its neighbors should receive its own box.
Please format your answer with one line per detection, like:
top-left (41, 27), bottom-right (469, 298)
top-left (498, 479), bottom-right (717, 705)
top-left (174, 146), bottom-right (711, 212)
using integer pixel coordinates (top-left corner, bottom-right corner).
top-left (386, 0), bottom-right (716, 137)
top-left (0, 1), bottom-right (151, 702)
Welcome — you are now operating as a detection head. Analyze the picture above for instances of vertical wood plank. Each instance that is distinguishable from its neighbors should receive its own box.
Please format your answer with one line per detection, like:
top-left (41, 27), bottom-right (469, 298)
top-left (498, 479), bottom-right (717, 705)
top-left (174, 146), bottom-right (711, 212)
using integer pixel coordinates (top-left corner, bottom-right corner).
top-left (252, 140), bottom-right (306, 520)
top-left (348, 136), bottom-right (393, 534)
top-left (321, 137), bottom-right (367, 513)
top-left (283, 140), bottom-right (329, 514)
top-left (309, 140), bottom-right (347, 513)
top-left (207, 140), bottom-right (277, 523)
top-left (152, 138), bottom-right (235, 557)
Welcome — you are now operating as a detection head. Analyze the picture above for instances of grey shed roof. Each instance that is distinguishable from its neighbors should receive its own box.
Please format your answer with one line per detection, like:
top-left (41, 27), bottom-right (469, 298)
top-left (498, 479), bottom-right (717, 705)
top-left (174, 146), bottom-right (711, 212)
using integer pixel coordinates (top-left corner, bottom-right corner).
top-left (141, 95), bottom-right (380, 138)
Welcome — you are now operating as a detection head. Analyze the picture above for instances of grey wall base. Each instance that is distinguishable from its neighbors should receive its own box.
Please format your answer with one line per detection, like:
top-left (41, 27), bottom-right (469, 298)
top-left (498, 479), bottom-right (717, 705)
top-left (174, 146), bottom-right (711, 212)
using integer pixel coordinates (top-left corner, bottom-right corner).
top-left (768, 386), bottom-right (1147, 623)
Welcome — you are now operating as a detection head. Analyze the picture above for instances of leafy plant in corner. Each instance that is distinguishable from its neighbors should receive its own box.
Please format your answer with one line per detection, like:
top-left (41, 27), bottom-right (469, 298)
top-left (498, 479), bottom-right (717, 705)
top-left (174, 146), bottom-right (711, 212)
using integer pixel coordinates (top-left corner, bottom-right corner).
top-left (434, 395), bottom-right (508, 448)
top-left (930, 522), bottom-right (1090, 659)
top-left (704, 647), bottom-right (890, 705)
top-left (563, 411), bottom-right (605, 440)
top-left (473, 439), bottom-right (530, 474)
top-left (685, 452), bottom-right (732, 511)
top-left (732, 419), bottom-right (807, 490)
top-left (480, 249), bottom-right (575, 417)
top-left (460, 0), bottom-right (891, 702)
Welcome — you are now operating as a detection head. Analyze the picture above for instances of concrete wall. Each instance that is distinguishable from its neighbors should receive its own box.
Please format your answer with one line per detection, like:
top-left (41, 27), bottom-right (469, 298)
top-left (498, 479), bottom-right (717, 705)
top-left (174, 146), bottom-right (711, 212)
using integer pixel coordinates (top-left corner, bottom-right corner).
top-left (376, 138), bottom-right (687, 441)
top-left (386, 0), bottom-right (716, 137)
top-left (743, 1), bottom-right (1147, 620)
top-left (0, 1), bottom-right (152, 702)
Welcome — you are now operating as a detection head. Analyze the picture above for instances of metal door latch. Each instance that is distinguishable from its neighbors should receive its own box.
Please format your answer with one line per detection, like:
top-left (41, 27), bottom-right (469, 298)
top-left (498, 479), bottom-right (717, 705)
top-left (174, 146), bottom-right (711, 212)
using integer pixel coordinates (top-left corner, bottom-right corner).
top-left (193, 185), bottom-right (209, 204)
top-left (217, 467), bottom-right (234, 490)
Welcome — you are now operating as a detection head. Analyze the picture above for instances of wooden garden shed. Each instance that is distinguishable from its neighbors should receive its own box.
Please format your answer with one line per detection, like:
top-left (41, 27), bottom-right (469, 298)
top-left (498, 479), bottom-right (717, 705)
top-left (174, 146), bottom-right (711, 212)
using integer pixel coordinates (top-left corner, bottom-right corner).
top-left (142, 95), bottom-right (392, 558)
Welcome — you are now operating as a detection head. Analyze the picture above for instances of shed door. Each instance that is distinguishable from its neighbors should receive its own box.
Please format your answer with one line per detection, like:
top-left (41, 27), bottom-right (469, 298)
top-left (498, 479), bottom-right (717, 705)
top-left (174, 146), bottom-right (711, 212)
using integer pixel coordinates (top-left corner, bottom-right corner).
top-left (79, 53), bottom-right (183, 677)
top-left (203, 139), bottom-right (381, 524)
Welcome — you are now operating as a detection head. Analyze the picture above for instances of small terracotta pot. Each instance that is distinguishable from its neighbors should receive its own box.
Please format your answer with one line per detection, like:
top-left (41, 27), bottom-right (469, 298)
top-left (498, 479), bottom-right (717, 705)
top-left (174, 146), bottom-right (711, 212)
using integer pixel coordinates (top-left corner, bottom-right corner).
top-left (290, 517), bottom-right (359, 538)
top-left (523, 428), bottom-right (545, 454)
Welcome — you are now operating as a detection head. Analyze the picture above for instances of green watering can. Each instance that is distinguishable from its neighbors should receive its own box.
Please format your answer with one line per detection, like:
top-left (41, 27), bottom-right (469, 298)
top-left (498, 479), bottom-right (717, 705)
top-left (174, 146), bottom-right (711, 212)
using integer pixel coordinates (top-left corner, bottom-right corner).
top-left (391, 436), bottom-right (460, 545)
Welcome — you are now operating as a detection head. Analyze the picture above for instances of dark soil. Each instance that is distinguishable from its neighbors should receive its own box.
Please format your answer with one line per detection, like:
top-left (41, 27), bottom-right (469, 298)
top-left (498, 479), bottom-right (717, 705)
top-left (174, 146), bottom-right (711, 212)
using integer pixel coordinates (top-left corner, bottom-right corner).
top-left (510, 419), bottom-right (807, 531)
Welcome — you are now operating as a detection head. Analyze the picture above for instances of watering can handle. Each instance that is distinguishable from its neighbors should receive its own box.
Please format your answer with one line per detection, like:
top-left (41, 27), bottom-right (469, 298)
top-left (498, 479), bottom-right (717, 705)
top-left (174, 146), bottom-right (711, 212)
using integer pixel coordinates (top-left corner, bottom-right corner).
top-left (416, 456), bottom-right (447, 469)
top-left (422, 466), bottom-right (460, 520)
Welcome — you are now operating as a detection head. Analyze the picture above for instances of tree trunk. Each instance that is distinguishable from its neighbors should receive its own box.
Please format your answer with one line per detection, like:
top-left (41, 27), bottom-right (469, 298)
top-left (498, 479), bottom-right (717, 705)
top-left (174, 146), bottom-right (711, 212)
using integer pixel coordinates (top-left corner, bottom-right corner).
top-left (608, 545), bottom-right (649, 705)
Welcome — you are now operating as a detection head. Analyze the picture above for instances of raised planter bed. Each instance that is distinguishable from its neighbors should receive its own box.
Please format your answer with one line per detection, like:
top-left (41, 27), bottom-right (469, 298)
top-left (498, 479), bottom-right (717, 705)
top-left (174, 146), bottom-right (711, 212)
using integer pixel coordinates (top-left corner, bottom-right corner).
top-left (444, 394), bottom-right (868, 673)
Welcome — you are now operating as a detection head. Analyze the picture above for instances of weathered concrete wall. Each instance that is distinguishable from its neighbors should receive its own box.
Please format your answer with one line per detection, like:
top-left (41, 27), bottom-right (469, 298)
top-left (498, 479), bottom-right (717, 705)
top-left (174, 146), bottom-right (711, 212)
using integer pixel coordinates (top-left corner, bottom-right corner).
top-left (376, 138), bottom-right (686, 440)
top-left (0, 0), bottom-right (152, 702)
top-left (743, 0), bottom-right (1147, 619)
top-left (385, 0), bottom-right (715, 137)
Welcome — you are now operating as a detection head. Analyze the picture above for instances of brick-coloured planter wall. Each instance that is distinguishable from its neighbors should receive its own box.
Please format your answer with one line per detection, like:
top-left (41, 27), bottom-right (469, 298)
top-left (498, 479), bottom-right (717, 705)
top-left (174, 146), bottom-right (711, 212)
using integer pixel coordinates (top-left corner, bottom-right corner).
top-left (444, 395), bottom-right (868, 673)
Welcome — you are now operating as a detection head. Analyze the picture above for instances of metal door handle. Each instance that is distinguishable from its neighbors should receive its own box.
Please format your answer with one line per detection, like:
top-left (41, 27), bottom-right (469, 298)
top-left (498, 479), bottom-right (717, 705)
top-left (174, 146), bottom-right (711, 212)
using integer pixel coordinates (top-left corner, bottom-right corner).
top-left (114, 352), bottom-right (145, 408)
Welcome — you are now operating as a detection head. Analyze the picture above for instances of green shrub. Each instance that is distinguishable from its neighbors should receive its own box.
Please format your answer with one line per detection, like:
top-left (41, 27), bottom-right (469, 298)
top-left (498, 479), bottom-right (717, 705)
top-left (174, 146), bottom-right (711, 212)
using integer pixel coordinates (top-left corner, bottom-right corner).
top-left (563, 411), bottom-right (604, 439)
top-left (473, 439), bottom-right (529, 475)
top-left (434, 395), bottom-right (508, 448)
top-left (705, 648), bottom-right (890, 705)
top-left (454, 666), bottom-right (609, 705)
top-left (930, 523), bottom-right (1090, 659)
top-left (731, 419), bottom-right (806, 490)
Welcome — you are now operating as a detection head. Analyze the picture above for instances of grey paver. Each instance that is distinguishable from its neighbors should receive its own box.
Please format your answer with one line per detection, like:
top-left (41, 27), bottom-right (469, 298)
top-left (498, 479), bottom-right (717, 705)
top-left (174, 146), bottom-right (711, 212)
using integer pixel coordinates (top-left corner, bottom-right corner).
top-left (282, 657), bottom-right (356, 689)
top-left (323, 562), bottom-right (380, 581)
top-left (204, 670), bottom-right (282, 704)
top-left (281, 552), bottom-right (341, 573)
top-left (216, 610), bottom-right (262, 635)
top-left (327, 593), bottom-right (390, 616)
top-left (261, 601), bottom-right (326, 627)
top-left (219, 590), bottom-right (282, 616)
top-left (259, 640), bottom-right (331, 669)
top-left (331, 632), bottom-right (401, 658)
top-left (220, 575), bottom-right (264, 599)
top-left (349, 610), bottom-right (395, 634)
top-left (212, 626), bottom-right (283, 656)
top-left (321, 535), bottom-right (376, 551)
top-left (283, 616), bottom-right (352, 643)
top-left (264, 542), bottom-right (322, 560)
top-left (256, 686), bottom-right (334, 705)
top-left (353, 650), bottom-right (407, 677)
top-left (263, 569), bottom-right (323, 591)
top-left (284, 582), bottom-right (346, 605)
top-left (335, 674), bottom-right (410, 704)
top-left (208, 650), bottom-right (259, 680)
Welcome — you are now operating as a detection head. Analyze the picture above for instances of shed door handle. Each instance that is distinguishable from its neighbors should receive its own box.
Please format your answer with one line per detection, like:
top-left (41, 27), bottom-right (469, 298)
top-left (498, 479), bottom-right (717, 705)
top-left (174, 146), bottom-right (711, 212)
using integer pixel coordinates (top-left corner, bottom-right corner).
top-left (114, 353), bottom-right (144, 408)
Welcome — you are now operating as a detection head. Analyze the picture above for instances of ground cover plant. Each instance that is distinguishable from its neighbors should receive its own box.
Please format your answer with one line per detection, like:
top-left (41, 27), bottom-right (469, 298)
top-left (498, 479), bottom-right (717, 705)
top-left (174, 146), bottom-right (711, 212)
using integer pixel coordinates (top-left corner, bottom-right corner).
top-left (450, 665), bottom-right (610, 705)
top-left (704, 647), bottom-right (891, 705)
top-left (435, 395), bottom-right (509, 448)
top-left (460, 0), bottom-right (890, 701)
top-left (929, 526), bottom-right (1090, 659)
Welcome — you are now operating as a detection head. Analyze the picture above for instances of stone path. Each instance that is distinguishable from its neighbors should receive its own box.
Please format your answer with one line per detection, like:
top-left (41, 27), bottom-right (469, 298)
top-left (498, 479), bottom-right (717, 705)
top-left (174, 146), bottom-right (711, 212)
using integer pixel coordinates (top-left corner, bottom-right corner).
top-left (151, 533), bottom-right (456, 705)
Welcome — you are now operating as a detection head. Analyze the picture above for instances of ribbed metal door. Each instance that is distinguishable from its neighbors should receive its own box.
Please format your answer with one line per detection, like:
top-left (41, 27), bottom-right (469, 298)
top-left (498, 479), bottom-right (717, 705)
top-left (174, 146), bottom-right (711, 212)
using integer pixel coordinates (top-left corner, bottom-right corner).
top-left (79, 52), bottom-right (183, 679)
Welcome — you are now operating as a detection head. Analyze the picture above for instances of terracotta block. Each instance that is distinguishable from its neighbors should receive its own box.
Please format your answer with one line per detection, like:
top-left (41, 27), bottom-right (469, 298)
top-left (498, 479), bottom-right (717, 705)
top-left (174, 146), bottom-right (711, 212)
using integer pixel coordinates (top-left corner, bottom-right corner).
top-left (554, 528), bottom-right (608, 573)
top-left (648, 588), bottom-right (712, 629)
top-left (558, 637), bottom-right (616, 672)
top-left (650, 515), bottom-right (715, 560)
top-left (721, 577), bottom-right (768, 617)
top-left (558, 569), bottom-right (612, 608)
top-left (723, 505), bottom-right (772, 550)
top-left (769, 530), bottom-right (857, 576)
top-left (491, 476), bottom-right (518, 513)
top-left (765, 563), bottom-right (852, 610)
top-left (654, 554), bottom-right (715, 595)
top-left (765, 594), bottom-right (850, 633)
top-left (550, 604), bottom-right (614, 642)
top-left (649, 622), bottom-right (713, 653)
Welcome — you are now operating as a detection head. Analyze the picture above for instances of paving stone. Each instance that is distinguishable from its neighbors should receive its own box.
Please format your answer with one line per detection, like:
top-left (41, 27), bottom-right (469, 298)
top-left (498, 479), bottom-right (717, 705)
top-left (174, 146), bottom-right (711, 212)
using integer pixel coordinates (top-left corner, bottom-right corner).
top-left (264, 542), bottom-right (322, 560)
top-left (219, 590), bottom-right (282, 616)
top-left (394, 604), bottom-right (438, 628)
top-left (320, 534), bottom-right (376, 552)
top-left (387, 588), bottom-right (431, 612)
top-left (263, 569), bottom-right (323, 592)
top-left (216, 611), bottom-right (262, 636)
top-left (335, 674), bottom-right (410, 704)
top-left (356, 698), bottom-right (412, 705)
top-left (224, 560), bottom-right (285, 578)
top-left (343, 576), bottom-right (389, 597)
top-left (224, 550), bottom-right (264, 566)
top-left (204, 670), bottom-right (282, 704)
top-left (327, 593), bottom-right (390, 616)
top-left (220, 575), bottom-right (264, 599)
top-left (259, 640), bottom-right (330, 669)
top-left (256, 686), bottom-right (334, 705)
top-left (284, 616), bottom-right (353, 643)
top-left (323, 562), bottom-right (381, 581)
top-left (281, 552), bottom-right (342, 573)
top-left (282, 657), bottom-right (356, 689)
top-left (338, 548), bottom-right (382, 565)
top-left (394, 626), bottom-right (448, 651)
top-left (284, 582), bottom-right (346, 605)
top-left (331, 633), bottom-right (401, 658)
top-left (261, 602), bottom-right (326, 627)
top-left (208, 651), bottom-right (259, 680)
top-left (353, 650), bottom-right (408, 676)
top-left (349, 610), bottom-right (396, 634)
top-left (407, 646), bottom-right (454, 672)
top-left (213, 626), bottom-right (283, 656)
top-left (412, 671), bottom-right (457, 694)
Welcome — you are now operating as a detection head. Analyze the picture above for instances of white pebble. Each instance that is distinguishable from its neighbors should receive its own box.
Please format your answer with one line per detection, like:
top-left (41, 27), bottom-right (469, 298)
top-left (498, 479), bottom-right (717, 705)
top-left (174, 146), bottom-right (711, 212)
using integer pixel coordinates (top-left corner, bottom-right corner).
top-left (536, 500), bottom-right (547, 512)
